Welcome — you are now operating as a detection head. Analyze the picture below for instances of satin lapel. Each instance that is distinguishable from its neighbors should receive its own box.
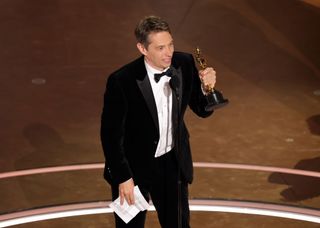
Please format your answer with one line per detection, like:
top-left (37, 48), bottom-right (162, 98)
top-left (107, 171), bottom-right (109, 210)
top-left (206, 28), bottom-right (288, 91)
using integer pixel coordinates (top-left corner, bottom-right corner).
top-left (136, 75), bottom-right (159, 132)
top-left (171, 66), bottom-right (183, 112)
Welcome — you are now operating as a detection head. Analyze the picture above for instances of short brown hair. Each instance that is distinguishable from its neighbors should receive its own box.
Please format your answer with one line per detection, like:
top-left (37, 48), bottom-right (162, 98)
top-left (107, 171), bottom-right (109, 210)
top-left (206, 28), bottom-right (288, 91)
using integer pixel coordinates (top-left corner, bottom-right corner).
top-left (134, 16), bottom-right (171, 47)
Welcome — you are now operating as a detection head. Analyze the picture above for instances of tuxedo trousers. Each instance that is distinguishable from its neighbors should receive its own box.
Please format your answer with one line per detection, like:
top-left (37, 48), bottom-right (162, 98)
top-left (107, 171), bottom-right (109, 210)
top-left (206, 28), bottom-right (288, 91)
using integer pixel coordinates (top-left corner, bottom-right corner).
top-left (111, 150), bottom-right (190, 228)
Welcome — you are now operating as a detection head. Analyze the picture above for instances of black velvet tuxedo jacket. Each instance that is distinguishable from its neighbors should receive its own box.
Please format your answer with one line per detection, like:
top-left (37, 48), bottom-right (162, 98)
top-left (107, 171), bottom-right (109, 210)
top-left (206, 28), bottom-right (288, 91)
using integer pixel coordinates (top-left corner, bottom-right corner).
top-left (101, 51), bottom-right (213, 186)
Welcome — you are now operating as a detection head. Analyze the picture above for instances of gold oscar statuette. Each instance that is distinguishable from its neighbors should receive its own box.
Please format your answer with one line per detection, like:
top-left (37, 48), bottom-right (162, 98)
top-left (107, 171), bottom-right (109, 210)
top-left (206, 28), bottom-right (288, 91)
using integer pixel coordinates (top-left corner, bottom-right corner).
top-left (194, 47), bottom-right (229, 111)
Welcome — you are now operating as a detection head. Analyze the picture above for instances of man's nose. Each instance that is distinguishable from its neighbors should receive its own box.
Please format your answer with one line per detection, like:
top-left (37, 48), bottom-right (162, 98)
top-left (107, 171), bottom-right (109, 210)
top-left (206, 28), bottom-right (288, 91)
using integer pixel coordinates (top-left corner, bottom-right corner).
top-left (165, 47), bottom-right (173, 56)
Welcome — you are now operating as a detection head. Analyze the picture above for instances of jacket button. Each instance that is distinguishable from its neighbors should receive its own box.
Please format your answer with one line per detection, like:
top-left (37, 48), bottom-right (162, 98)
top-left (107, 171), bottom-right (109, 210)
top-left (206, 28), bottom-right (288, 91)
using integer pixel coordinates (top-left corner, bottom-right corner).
top-left (154, 140), bottom-right (158, 144)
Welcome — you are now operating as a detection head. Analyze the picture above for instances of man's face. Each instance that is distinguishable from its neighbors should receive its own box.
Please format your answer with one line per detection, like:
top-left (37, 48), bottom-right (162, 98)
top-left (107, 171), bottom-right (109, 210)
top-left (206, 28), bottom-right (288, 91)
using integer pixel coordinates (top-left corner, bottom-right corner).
top-left (137, 31), bottom-right (174, 71)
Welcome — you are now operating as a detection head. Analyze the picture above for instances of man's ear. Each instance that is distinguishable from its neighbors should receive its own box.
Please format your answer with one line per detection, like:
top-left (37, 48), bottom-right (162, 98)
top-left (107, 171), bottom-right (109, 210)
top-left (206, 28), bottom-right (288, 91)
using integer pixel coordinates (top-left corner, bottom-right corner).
top-left (137, 43), bottom-right (147, 55)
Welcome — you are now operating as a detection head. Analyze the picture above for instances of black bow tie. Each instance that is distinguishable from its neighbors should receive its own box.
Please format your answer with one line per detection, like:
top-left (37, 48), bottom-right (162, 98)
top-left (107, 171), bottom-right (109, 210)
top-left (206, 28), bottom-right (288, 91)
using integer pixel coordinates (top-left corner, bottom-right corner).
top-left (154, 68), bottom-right (172, 83)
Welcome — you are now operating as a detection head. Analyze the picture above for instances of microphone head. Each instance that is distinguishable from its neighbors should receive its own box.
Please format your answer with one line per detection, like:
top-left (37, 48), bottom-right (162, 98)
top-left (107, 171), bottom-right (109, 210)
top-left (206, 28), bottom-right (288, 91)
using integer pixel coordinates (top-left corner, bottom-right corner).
top-left (169, 75), bottom-right (180, 90)
top-left (169, 75), bottom-right (180, 98)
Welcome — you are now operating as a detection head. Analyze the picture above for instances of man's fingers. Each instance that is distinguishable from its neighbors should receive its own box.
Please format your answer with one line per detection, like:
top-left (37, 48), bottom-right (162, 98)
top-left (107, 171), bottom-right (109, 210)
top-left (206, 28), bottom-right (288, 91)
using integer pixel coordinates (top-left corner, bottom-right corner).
top-left (125, 189), bottom-right (135, 205)
top-left (120, 191), bottom-right (125, 205)
top-left (119, 189), bottom-right (135, 205)
top-left (119, 178), bottom-right (135, 205)
top-left (128, 191), bottom-right (135, 205)
top-left (201, 67), bottom-right (212, 73)
top-left (199, 67), bottom-right (215, 77)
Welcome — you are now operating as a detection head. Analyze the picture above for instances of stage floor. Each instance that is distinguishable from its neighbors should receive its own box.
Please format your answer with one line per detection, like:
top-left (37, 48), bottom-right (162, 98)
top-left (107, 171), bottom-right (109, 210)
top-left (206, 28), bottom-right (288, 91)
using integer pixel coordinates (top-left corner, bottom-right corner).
top-left (0, 0), bottom-right (319, 227)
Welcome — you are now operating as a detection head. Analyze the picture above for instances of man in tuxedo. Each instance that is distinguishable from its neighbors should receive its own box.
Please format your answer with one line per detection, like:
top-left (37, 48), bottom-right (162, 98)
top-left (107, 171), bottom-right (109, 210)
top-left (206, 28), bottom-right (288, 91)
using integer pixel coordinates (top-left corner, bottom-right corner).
top-left (101, 15), bottom-right (216, 228)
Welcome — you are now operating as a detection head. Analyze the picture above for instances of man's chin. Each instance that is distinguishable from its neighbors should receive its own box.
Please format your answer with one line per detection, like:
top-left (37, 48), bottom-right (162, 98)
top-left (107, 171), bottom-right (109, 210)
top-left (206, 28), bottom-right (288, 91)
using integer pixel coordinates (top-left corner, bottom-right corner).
top-left (163, 62), bottom-right (172, 68)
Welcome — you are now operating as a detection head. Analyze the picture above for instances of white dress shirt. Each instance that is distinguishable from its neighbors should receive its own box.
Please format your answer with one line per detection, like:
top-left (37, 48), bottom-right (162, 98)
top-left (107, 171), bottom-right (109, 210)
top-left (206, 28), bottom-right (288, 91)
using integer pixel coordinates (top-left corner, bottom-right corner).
top-left (145, 61), bottom-right (174, 158)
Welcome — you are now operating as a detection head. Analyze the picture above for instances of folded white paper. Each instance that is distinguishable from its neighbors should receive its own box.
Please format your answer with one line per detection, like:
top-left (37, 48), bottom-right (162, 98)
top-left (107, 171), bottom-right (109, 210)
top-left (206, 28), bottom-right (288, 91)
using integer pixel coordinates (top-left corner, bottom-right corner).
top-left (109, 185), bottom-right (150, 224)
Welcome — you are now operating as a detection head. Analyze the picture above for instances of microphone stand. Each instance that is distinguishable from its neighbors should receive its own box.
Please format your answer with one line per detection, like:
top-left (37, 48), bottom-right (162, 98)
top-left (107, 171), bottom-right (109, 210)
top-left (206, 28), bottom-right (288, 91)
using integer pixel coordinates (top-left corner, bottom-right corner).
top-left (176, 89), bottom-right (182, 228)
top-left (170, 76), bottom-right (182, 228)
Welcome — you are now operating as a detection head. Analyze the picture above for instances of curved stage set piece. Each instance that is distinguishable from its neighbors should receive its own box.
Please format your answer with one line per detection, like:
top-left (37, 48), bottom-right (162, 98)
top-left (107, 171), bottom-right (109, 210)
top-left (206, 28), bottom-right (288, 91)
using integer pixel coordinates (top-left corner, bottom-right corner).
top-left (1, 163), bottom-right (320, 227)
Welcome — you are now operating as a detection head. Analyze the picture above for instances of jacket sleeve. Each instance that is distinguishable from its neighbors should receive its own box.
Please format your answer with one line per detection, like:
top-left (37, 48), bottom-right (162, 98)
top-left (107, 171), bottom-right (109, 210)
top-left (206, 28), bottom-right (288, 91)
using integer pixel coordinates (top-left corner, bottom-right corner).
top-left (100, 75), bottom-right (132, 185)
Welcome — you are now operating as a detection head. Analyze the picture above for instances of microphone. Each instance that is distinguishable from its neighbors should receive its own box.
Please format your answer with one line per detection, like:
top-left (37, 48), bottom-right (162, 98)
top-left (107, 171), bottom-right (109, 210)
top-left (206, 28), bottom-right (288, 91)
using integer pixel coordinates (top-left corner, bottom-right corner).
top-left (169, 75), bottom-right (180, 99)
top-left (169, 74), bottom-right (182, 228)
